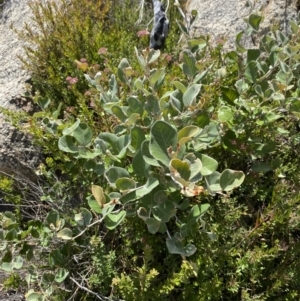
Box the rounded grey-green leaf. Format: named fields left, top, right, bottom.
left=109, top=74, right=118, bottom=97
left=135, top=47, right=147, bottom=69
left=55, top=268, right=69, bottom=283
left=127, top=96, right=144, bottom=116
left=72, top=122, right=93, bottom=146
left=217, top=106, right=234, bottom=123
left=42, top=272, right=55, bottom=284
left=118, top=58, right=130, bottom=83
left=112, top=105, right=127, bottom=122
left=150, top=121, right=177, bottom=167
left=182, top=49, right=197, bottom=78
left=205, top=171, right=222, bottom=193
left=80, top=208, right=93, bottom=226
left=62, top=119, right=80, bottom=135
left=137, top=207, right=149, bottom=221
left=131, top=126, right=146, bottom=150
left=172, top=81, right=187, bottom=93
left=251, top=162, right=272, bottom=173
left=88, top=198, right=102, bottom=214
left=57, top=228, right=73, bottom=240
left=136, top=177, right=159, bottom=198
left=220, top=169, right=245, bottom=191
left=166, top=235, right=197, bottom=257
left=116, top=177, right=136, bottom=192
left=2, top=250, right=12, bottom=262
left=25, top=292, right=43, bottom=301
left=154, top=190, right=168, bottom=204
left=145, top=218, right=161, bottom=234
left=147, top=49, right=161, bottom=64
left=0, top=262, right=14, bottom=272
left=183, top=84, right=201, bottom=107
left=133, top=149, right=151, bottom=178
left=105, top=167, right=130, bottom=185
left=188, top=204, right=210, bottom=221
left=12, top=256, right=24, bottom=270
left=188, top=38, right=207, bottom=51
left=170, top=158, right=191, bottom=182
left=104, top=210, right=126, bottom=230
left=58, top=136, right=79, bottom=153
left=45, top=209, right=59, bottom=227
left=152, top=200, right=176, bottom=223
left=178, top=125, right=200, bottom=146
left=149, top=69, right=166, bottom=89
left=198, top=154, right=218, bottom=176
left=248, top=14, right=262, bottom=31
left=141, top=140, right=160, bottom=166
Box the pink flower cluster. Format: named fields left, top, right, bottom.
left=98, top=47, right=108, bottom=55
left=137, top=30, right=150, bottom=38
left=66, top=76, right=78, bottom=85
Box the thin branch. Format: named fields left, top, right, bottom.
left=66, top=286, right=79, bottom=301
left=69, top=277, right=106, bottom=301
left=137, top=0, right=170, bottom=29
left=174, top=0, right=185, bottom=19
left=165, top=0, right=170, bottom=14
left=70, top=277, right=125, bottom=301
left=135, top=0, right=145, bottom=26
left=72, top=216, right=105, bottom=240
left=146, top=17, right=154, bottom=30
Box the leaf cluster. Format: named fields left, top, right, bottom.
left=1, top=6, right=300, bottom=301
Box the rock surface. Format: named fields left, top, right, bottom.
left=0, top=0, right=40, bottom=172
left=0, top=0, right=33, bottom=106
left=186, top=0, right=299, bottom=49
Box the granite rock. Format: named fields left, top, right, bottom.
left=186, top=0, right=299, bottom=49
left=0, top=0, right=40, bottom=173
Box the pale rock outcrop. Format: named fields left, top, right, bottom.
left=186, top=0, right=298, bottom=49
left=0, top=0, right=33, bottom=106
left=0, top=0, right=40, bottom=172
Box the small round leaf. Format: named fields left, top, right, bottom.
left=220, top=169, right=245, bottom=191
left=57, top=228, right=73, bottom=240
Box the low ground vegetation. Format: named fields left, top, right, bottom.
left=0, top=1, right=300, bottom=300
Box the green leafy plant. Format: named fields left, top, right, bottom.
left=2, top=7, right=300, bottom=301
left=47, top=45, right=245, bottom=258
